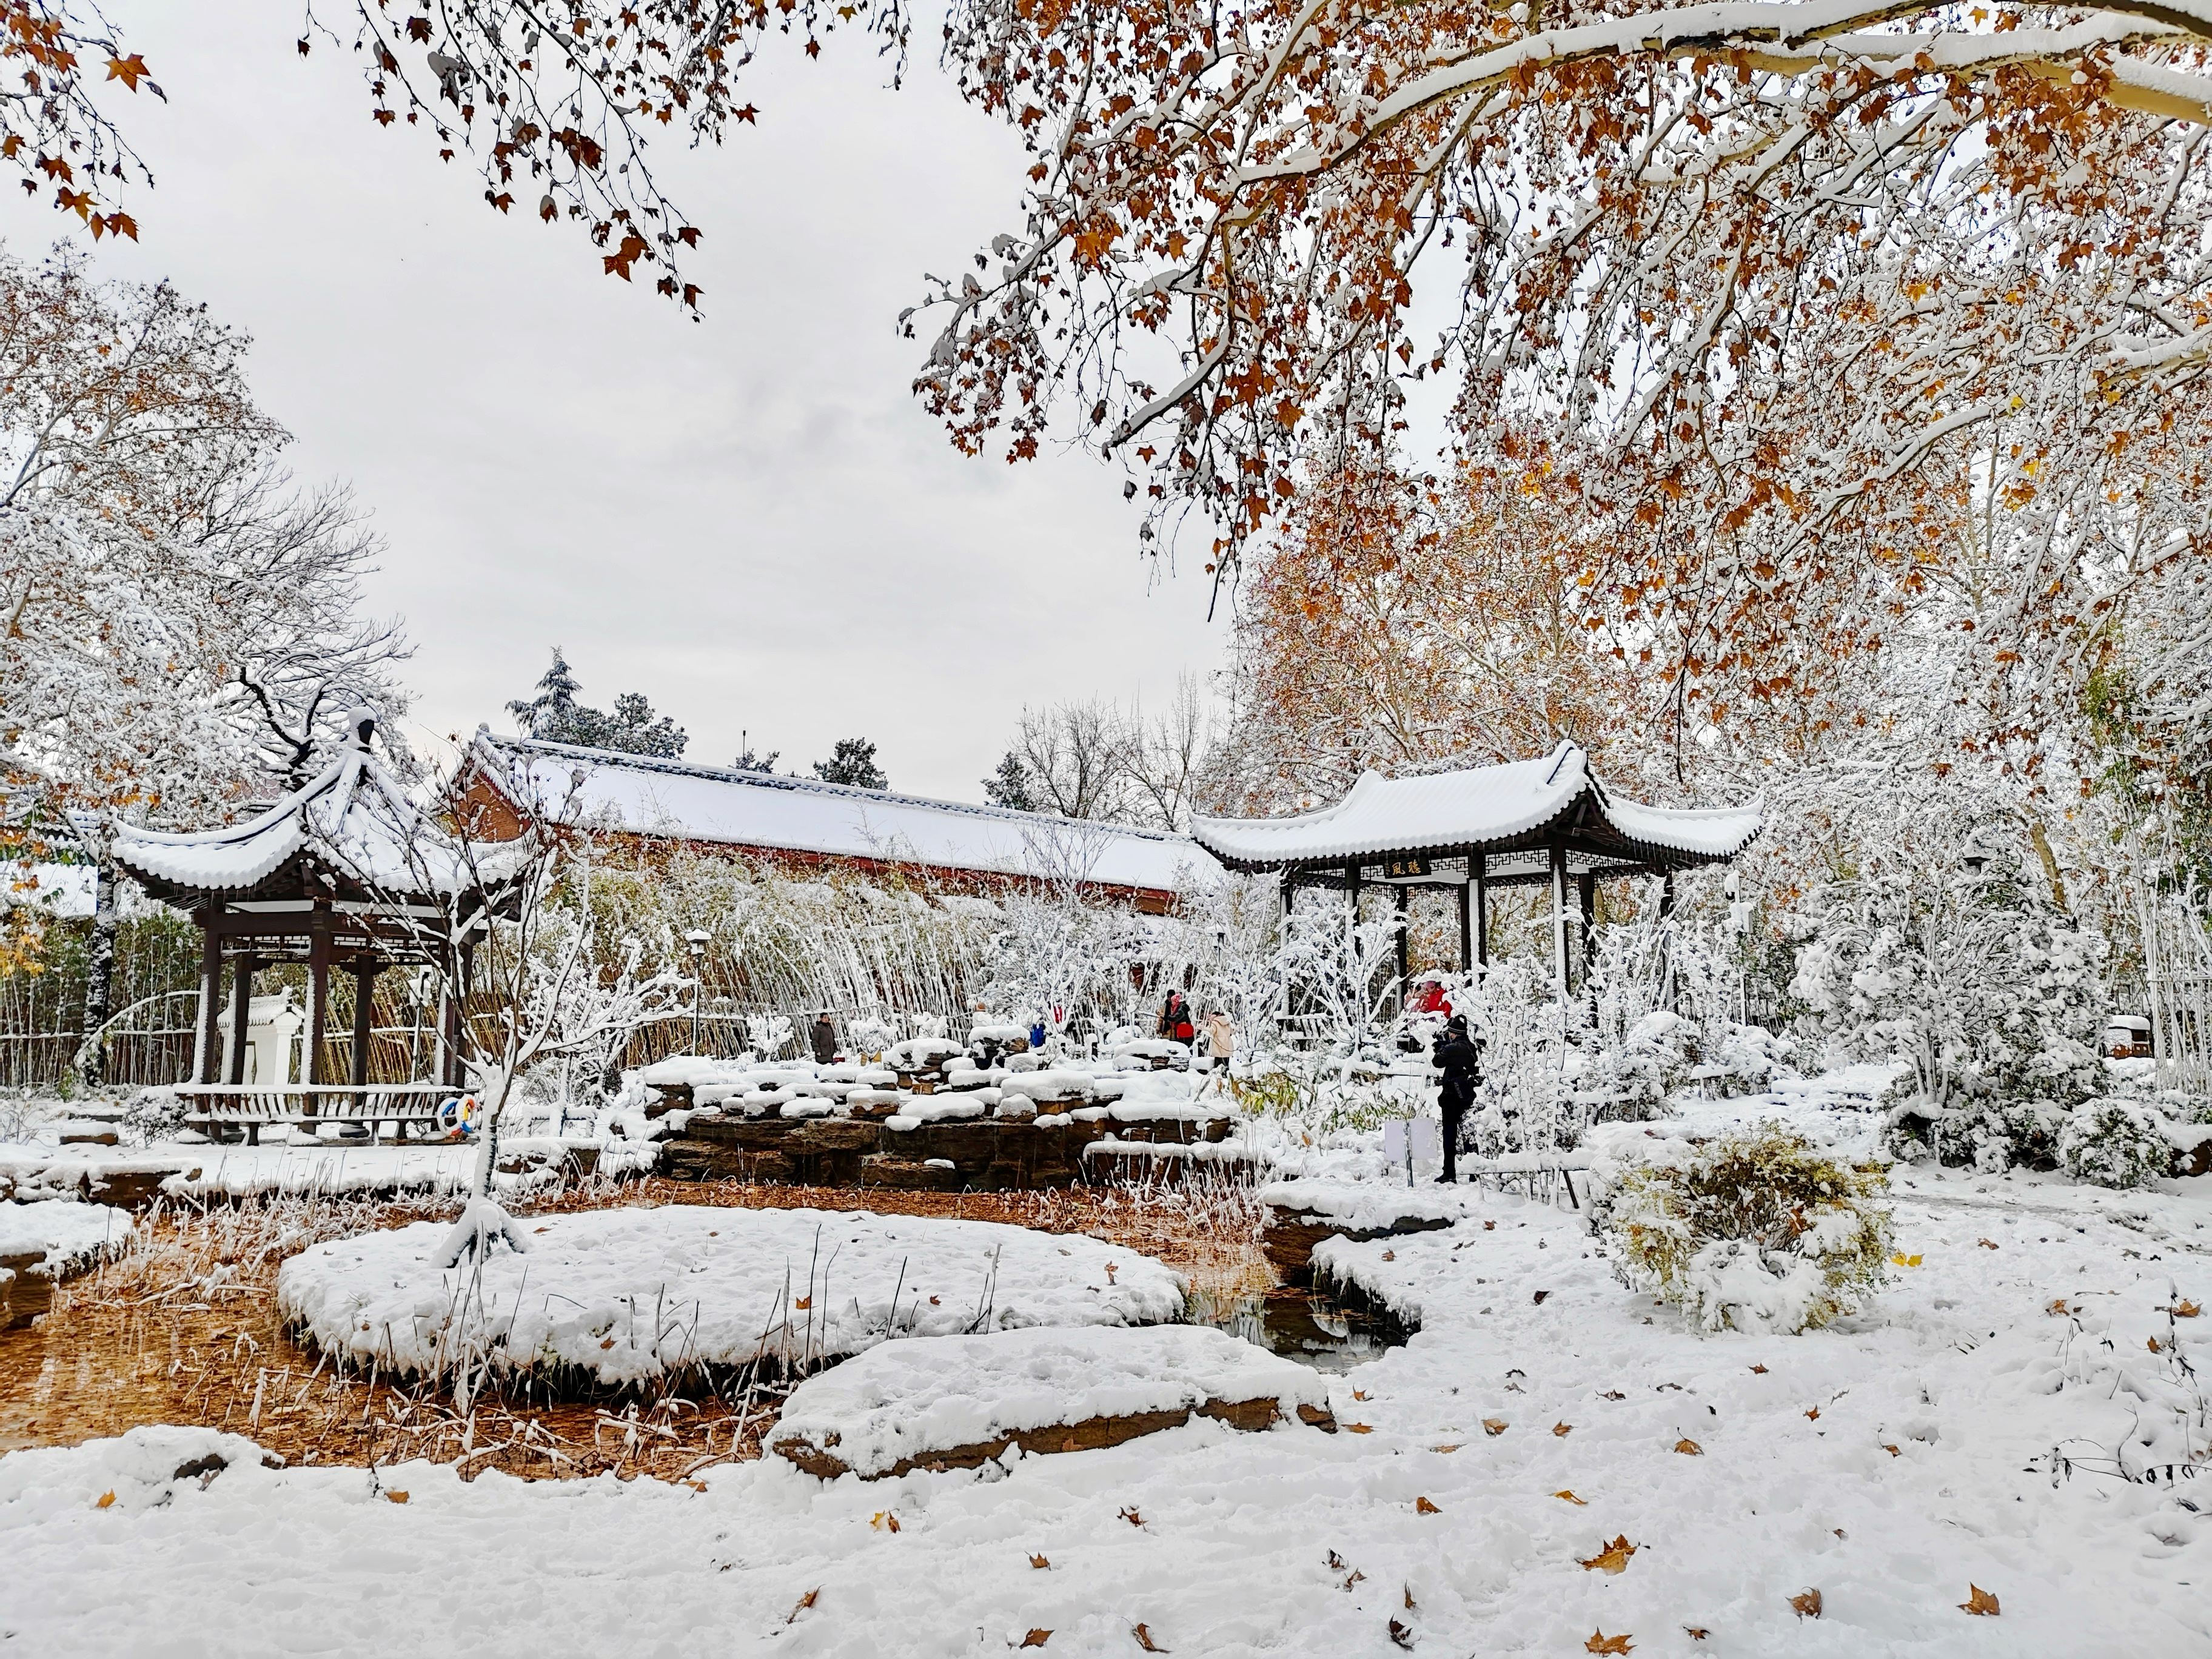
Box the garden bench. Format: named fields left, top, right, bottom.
left=175, top=1083, right=463, bottom=1146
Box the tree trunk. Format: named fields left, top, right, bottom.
left=75, top=856, right=118, bottom=1091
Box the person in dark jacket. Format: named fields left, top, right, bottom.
left=1431, top=1014, right=1481, bottom=1184
left=810, top=1012, right=837, bottom=1066
left=1157, top=988, right=1195, bottom=1045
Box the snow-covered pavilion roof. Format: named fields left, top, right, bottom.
left=114, top=711, right=488, bottom=901
left=474, top=735, right=1218, bottom=898
left=1190, top=742, right=1761, bottom=876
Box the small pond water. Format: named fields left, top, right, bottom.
left=1192, top=1285, right=1412, bottom=1375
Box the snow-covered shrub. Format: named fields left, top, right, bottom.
left=1793, top=836, right=2103, bottom=1168
left=121, top=1086, right=185, bottom=1147
left=2058, top=1099, right=2173, bottom=1190
left=846, top=1013, right=895, bottom=1057
left=748, top=1013, right=796, bottom=1059
left=1456, top=959, right=1587, bottom=1155
left=1600, top=1126, right=1892, bottom=1335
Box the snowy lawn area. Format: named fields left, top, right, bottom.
left=277, top=1205, right=1188, bottom=1387
left=772, top=1325, right=1333, bottom=1478
left=5, top=1160, right=2203, bottom=1654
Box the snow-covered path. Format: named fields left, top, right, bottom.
left=4, top=1167, right=2206, bottom=1656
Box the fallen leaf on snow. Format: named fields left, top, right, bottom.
left=1346, top=1423, right=1373, bottom=1435
left=1533, top=1290, right=1551, bottom=1304
left=1028, top=1553, right=1050, bottom=1569
left=787, top=1588, right=819, bottom=1624
left=1601, top=1389, right=1625, bottom=1400
left=2150, top=1336, right=2164, bottom=1352
left=794, top=1297, right=813, bottom=1310
left=95, top=1491, right=115, bottom=1509
left=1404, top=1585, right=1416, bottom=1610
left=1415, top=1496, right=1441, bottom=1514
left=1889, top=1253, right=1921, bottom=1267
left=1674, top=1439, right=1702, bottom=1456
left=871, top=1510, right=900, bottom=1532
left=1789, top=1589, right=1823, bottom=1620
left=1554, top=1490, right=1587, bottom=1504
left=1584, top=1631, right=1633, bottom=1654
left=1342, top=1569, right=1366, bottom=1590
left=1483, top=1419, right=1509, bottom=1436
left=2047, top=1299, right=2070, bottom=1315
left=1977, top=1239, right=1999, bottom=1250
left=684, top=1480, right=708, bottom=1493
left=1020, top=1629, right=1051, bottom=1648
left=1805, top=1407, right=1820, bottom=1421
left=1960, top=1584, right=2000, bottom=1617
left=929, top=1295, right=941, bottom=1305
left=1328, top=1551, right=1346, bottom=1570
left=1430, top=1444, right=1461, bottom=1454
left=1484, top=1221, right=1496, bottom=1231
left=1133, top=1623, right=1168, bottom=1652
left=1388, top=1618, right=1416, bottom=1649
left=386, top=1491, right=409, bottom=1504
left=1353, top=1389, right=1370, bottom=1401
left=1580, top=1535, right=1637, bottom=1574
left=1382, top=1250, right=1396, bottom=1261
left=1748, top=1366, right=1768, bottom=1375
left=1553, top=1422, right=1573, bottom=1437
left=2175, top=1299, right=2202, bottom=1318
left=1882, top=1444, right=1901, bottom=1456
left=1120, top=1507, right=1144, bottom=1527
left=600, top=1338, right=617, bottom=1350
left=1683, top=1629, right=1709, bottom=1641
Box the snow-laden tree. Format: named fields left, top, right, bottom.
left=507, top=648, right=689, bottom=758
left=0, top=244, right=409, bottom=1083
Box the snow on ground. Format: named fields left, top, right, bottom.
left=771, top=1326, right=1332, bottom=1478
left=0, top=1200, right=133, bottom=1273
left=278, top=1205, right=1188, bottom=1387
left=4, top=1073, right=2210, bottom=1655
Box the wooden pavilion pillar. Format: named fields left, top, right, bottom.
left=1473, top=854, right=1489, bottom=972
left=1393, top=883, right=1410, bottom=1005
left=303, top=910, right=332, bottom=1117
left=1456, top=881, right=1471, bottom=974
left=193, top=911, right=224, bottom=1084
left=1549, top=841, right=1571, bottom=1006
left=225, top=950, right=256, bottom=1085
left=1658, top=870, right=1677, bottom=1010
left=349, top=960, right=377, bottom=1088
left=1578, top=870, right=1598, bottom=981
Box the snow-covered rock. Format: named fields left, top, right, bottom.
left=0, top=1199, right=133, bottom=1275
left=278, top=1205, right=1185, bottom=1387
left=771, top=1324, right=1335, bottom=1480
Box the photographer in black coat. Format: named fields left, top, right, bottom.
left=1430, top=1014, right=1482, bottom=1184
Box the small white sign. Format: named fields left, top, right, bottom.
left=1384, top=1118, right=1441, bottom=1162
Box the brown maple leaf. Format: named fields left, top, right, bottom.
left=1749, top=1365, right=1768, bottom=1374
left=786, top=1587, right=819, bottom=1624
left=1805, top=1406, right=1820, bottom=1421
left=1882, top=1444, right=1902, bottom=1456
left=1580, top=1535, right=1637, bottom=1574
left=1554, top=1490, right=1587, bottom=1504
left=1382, top=1249, right=1396, bottom=1261
left=870, top=1510, right=900, bottom=1532
left=1789, top=1588, right=1823, bottom=1619
left=1553, top=1421, right=1573, bottom=1437
left=1133, top=1623, right=1169, bottom=1652
left=1388, top=1618, right=1416, bottom=1649
left=1960, top=1584, right=2000, bottom=1616
left=384, top=1490, right=409, bottom=1504
left=1415, top=1496, right=1441, bottom=1515
left=1430, top=1444, right=1462, bottom=1454
left=1020, top=1630, right=1051, bottom=1648
left=1977, top=1238, right=1999, bottom=1249
left=1674, top=1438, right=1703, bottom=1456
left=1403, top=1585, right=1416, bottom=1611
left=1346, top=1424, right=1374, bottom=1435
left=1484, top=1220, right=1496, bottom=1230
left=1584, top=1631, right=1634, bottom=1654
left=2048, top=1298, right=2070, bottom=1316
left=1029, top=1553, right=1050, bottom=1569
left=1483, top=1418, right=1509, bottom=1436
left=1120, top=1507, right=1144, bottom=1527
left=1353, top=1389, right=1370, bottom=1401
left=2174, top=1299, right=2202, bottom=1318
left=1683, top=1629, right=1710, bottom=1642
left=1601, top=1389, right=1626, bottom=1399
left=95, top=1490, right=115, bottom=1509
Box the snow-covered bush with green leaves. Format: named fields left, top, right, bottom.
left=1598, top=1126, right=1892, bottom=1335
left=2058, top=1099, right=2174, bottom=1190
left=1791, top=834, right=2103, bottom=1170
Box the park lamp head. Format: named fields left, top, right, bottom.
left=683, top=928, right=711, bottom=960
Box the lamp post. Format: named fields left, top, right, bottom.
left=685, top=930, right=711, bottom=1054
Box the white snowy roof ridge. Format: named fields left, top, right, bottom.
left=475, top=734, right=1219, bottom=896
left=1190, top=741, right=1761, bottom=868
left=483, top=734, right=1192, bottom=844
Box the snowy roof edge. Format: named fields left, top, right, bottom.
left=475, top=734, right=1201, bottom=865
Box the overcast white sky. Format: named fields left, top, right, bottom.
left=3, top=3, right=1233, bottom=801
